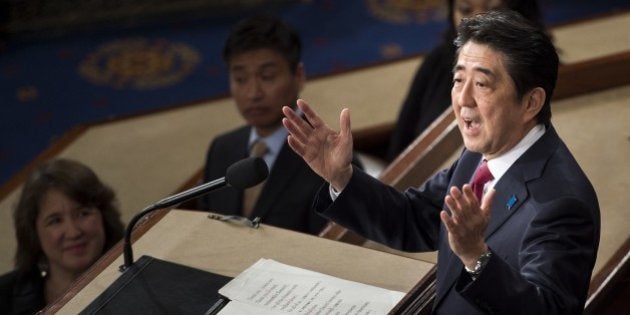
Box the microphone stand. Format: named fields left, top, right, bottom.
left=119, top=177, right=226, bottom=272
left=118, top=156, right=268, bottom=272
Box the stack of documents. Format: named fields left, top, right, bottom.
left=217, top=258, right=405, bottom=315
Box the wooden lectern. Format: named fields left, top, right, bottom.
left=46, top=209, right=435, bottom=314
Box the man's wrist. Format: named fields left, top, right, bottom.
left=330, top=165, right=353, bottom=192
left=464, top=250, right=492, bottom=281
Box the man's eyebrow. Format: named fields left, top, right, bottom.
left=474, top=66, right=495, bottom=78
left=259, top=61, right=280, bottom=70
left=452, top=64, right=496, bottom=78
left=230, top=61, right=279, bottom=72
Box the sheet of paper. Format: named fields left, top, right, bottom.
left=217, top=258, right=405, bottom=315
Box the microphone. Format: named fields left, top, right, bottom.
left=153, top=157, right=268, bottom=208
left=120, top=157, right=268, bottom=271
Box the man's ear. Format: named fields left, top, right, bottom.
left=522, top=87, right=545, bottom=123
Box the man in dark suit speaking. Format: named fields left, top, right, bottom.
left=200, top=16, right=361, bottom=235
left=282, top=10, right=600, bottom=314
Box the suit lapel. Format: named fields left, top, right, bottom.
left=483, top=169, right=528, bottom=238
left=485, top=126, right=561, bottom=239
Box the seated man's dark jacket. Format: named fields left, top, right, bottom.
left=314, top=125, right=600, bottom=314
left=0, top=269, right=45, bottom=315
left=200, top=125, right=362, bottom=235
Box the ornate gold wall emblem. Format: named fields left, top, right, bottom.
left=79, top=38, right=201, bottom=90
left=367, top=0, right=446, bottom=24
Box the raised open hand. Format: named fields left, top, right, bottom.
left=282, top=99, right=354, bottom=191
left=440, top=184, right=496, bottom=269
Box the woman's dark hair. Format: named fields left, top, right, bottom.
left=223, top=15, right=302, bottom=73
left=13, top=158, right=124, bottom=272
left=454, top=10, right=558, bottom=124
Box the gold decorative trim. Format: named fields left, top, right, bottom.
left=78, top=38, right=201, bottom=90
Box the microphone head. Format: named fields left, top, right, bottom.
left=225, top=157, right=269, bottom=189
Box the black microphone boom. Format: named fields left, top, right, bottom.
left=120, top=157, right=268, bottom=271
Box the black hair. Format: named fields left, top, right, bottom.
left=454, top=10, right=558, bottom=124
left=223, top=15, right=302, bottom=73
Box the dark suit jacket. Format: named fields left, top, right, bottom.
left=0, top=269, right=45, bottom=315
left=314, top=125, right=600, bottom=314
left=200, top=125, right=328, bottom=235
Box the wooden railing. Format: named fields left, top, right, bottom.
left=583, top=237, right=630, bottom=315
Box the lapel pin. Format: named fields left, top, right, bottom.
left=506, top=194, right=518, bottom=210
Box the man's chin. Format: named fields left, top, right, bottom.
left=462, top=139, right=484, bottom=154
left=250, top=120, right=283, bottom=131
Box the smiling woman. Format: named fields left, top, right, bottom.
left=0, top=158, right=124, bottom=315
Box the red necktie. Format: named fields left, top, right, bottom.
left=471, top=160, right=493, bottom=201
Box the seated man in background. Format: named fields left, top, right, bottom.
left=282, top=10, right=599, bottom=314
left=200, top=15, right=362, bottom=235
left=0, top=158, right=124, bottom=314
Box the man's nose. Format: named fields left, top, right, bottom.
left=454, top=81, right=475, bottom=108
left=245, top=79, right=264, bottom=99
